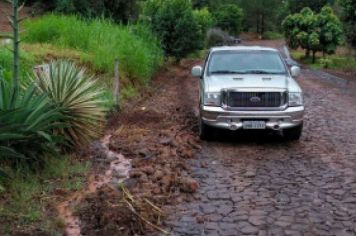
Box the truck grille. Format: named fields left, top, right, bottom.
left=226, top=92, right=286, bottom=108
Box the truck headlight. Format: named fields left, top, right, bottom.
left=288, top=92, right=303, bottom=107
left=204, top=92, right=221, bottom=106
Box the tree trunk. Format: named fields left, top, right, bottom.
left=261, top=14, right=265, bottom=37
left=256, top=17, right=260, bottom=35
left=305, top=49, right=310, bottom=58
left=312, top=51, right=316, bottom=63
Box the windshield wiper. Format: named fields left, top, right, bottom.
left=210, top=70, right=247, bottom=75
left=244, top=70, right=284, bottom=75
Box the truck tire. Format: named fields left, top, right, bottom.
left=283, top=123, right=303, bottom=141
left=199, top=117, right=212, bottom=140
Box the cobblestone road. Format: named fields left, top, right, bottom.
left=163, top=68, right=356, bottom=236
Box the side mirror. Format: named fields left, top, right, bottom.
left=291, top=66, right=301, bottom=77
left=191, top=66, right=203, bottom=78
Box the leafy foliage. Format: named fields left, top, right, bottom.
left=142, top=0, right=201, bottom=60
left=31, top=60, right=107, bottom=147
left=23, top=15, right=163, bottom=84
left=339, top=0, right=356, bottom=48
left=213, top=4, right=244, bottom=35
left=282, top=6, right=343, bottom=62
left=193, top=8, right=215, bottom=49
left=0, top=77, right=63, bottom=164
left=206, top=28, right=230, bottom=47
left=288, top=0, right=330, bottom=13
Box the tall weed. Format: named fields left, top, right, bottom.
left=23, top=15, right=164, bottom=85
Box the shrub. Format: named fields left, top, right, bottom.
left=193, top=8, right=215, bottom=49
left=213, top=4, right=244, bottom=35
left=31, top=60, right=107, bottom=147
left=0, top=77, right=63, bottom=164
left=263, top=31, right=284, bottom=40
left=142, top=0, right=201, bottom=60
left=23, top=15, right=163, bottom=84
left=206, top=28, right=229, bottom=47
left=282, top=7, right=343, bottom=63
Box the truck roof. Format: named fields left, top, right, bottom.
left=210, top=46, right=278, bottom=52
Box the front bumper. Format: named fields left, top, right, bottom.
left=201, top=106, right=304, bottom=131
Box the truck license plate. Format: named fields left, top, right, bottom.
left=243, top=121, right=266, bottom=129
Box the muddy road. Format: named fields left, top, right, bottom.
left=161, top=62, right=356, bottom=234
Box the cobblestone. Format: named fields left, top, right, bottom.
left=162, top=66, right=356, bottom=236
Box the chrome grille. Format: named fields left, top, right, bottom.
left=226, top=92, right=286, bottom=108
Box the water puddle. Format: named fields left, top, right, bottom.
left=56, top=134, right=131, bottom=236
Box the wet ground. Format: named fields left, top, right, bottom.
left=162, top=66, right=356, bottom=235
left=54, top=43, right=356, bottom=236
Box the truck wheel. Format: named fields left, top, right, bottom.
left=199, top=117, right=212, bottom=140
left=283, top=123, right=303, bottom=141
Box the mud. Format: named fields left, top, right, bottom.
left=75, top=60, right=202, bottom=235
left=56, top=134, right=131, bottom=236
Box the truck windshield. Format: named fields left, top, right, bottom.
left=208, top=50, right=287, bottom=75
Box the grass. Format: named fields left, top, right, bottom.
left=0, top=47, right=36, bottom=82
left=23, top=14, right=164, bottom=85
left=0, top=156, right=89, bottom=234
left=262, top=31, right=284, bottom=40
left=291, top=50, right=356, bottom=71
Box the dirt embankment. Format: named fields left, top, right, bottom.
left=54, top=60, right=202, bottom=236
left=0, top=1, right=31, bottom=33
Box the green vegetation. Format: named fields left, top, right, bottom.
left=193, top=8, right=215, bottom=49
left=282, top=6, right=343, bottom=63
left=142, top=0, right=202, bottom=60
left=291, top=50, right=356, bottom=70
left=213, top=4, right=244, bottom=35
left=0, top=156, right=89, bottom=234
left=262, top=31, right=284, bottom=40
left=31, top=60, right=107, bottom=148
left=339, top=0, right=356, bottom=48
left=23, top=15, right=163, bottom=84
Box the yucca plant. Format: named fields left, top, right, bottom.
left=0, top=77, right=64, bottom=164
left=31, top=60, right=107, bottom=148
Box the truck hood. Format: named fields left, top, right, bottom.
left=205, top=74, right=301, bottom=92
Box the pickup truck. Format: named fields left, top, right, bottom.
left=191, top=46, right=304, bottom=140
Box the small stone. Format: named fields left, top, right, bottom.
left=179, top=177, right=199, bottom=193
left=248, top=216, right=266, bottom=226
left=140, top=165, right=155, bottom=175
left=153, top=170, right=164, bottom=180
left=244, top=171, right=256, bottom=178
left=240, top=225, right=259, bottom=234
left=129, top=169, right=143, bottom=178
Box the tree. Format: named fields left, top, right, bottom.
left=316, top=6, right=343, bottom=55
left=237, top=0, right=284, bottom=36
left=282, top=6, right=343, bottom=63
left=288, top=0, right=331, bottom=13
left=339, top=0, right=356, bottom=48
left=213, top=4, right=244, bottom=35
left=193, top=8, right=215, bottom=49
left=142, top=0, right=201, bottom=60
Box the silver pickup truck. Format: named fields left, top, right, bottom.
left=191, top=46, right=304, bottom=140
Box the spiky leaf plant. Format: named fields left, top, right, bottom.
left=31, top=60, right=107, bottom=148
left=0, top=76, right=63, bottom=164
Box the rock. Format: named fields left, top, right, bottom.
left=160, top=137, right=173, bottom=145
left=179, top=177, right=199, bottom=193
left=244, top=170, right=256, bottom=178
left=153, top=170, right=164, bottom=180
left=129, top=170, right=143, bottom=178
left=140, top=165, right=155, bottom=175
